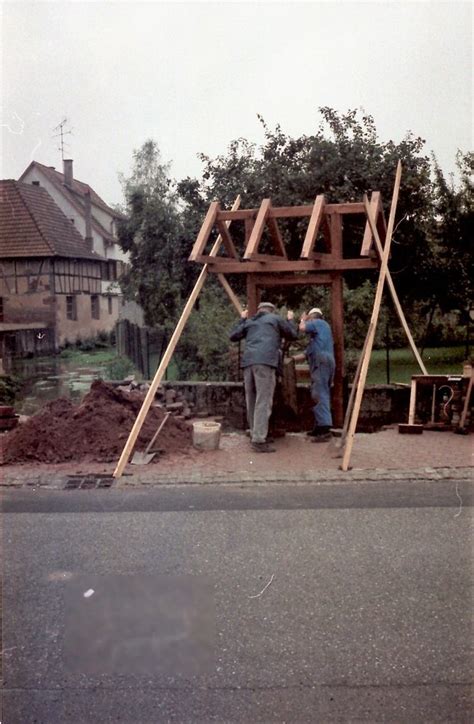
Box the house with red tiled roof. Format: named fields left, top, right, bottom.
left=19, top=159, right=128, bottom=287
left=0, top=180, right=121, bottom=359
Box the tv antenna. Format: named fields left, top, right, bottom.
left=52, top=118, right=73, bottom=160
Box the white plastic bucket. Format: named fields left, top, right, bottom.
left=192, top=421, right=221, bottom=450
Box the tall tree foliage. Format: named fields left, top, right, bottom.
left=117, top=140, right=196, bottom=331
left=178, top=108, right=436, bottom=308
left=430, top=151, right=473, bottom=314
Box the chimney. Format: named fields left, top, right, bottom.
left=84, top=190, right=93, bottom=250
left=63, top=159, right=73, bottom=187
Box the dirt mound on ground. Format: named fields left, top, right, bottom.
left=1, top=379, right=192, bottom=464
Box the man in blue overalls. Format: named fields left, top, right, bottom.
left=299, top=307, right=335, bottom=442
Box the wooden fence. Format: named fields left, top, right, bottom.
left=115, top=320, right=167, bottom=379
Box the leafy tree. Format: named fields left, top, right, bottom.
left=430, top=151, right=473, bottom=314
left=117, top=140, right=197, bottom=333
left=179, top=108, right=437, bottom=309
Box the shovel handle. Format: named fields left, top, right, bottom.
left=145, top=411, right=171, bottom=454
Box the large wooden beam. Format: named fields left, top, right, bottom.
left=341, top=162, right=402, bottom=471
left=206, top=258, right=378, bottom=274
left=301, top=195, right=325, bottom=259
left=218, top=202, right=367, bottom=221
left=244, top=199, right=271, bottom=259
left=216, top=273, right=243, bottom=314
left=252, top=273, right=332, bottom=287
left=216, top=218, right=239, bottom=259
left=188, top=201, right=219, bottom=261
left=113, top=195, right=241, bottom=479
left=267, top=213, right=288, bottom=258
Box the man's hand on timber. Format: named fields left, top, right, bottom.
left=287, top=310, right=294, bottom=321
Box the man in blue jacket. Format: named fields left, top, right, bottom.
left=229, top=302, right=298, bottom=452
left=299, top=307, right=335, bottom=442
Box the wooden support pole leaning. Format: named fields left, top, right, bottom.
left=364, top=196, right=428, bottom=375
left=337, top=328, right=373, bottom=453
left=216, top=273, right=243, bottom=314
left=341, top=162, right=402, bottom=472
left=113, top=195, right=241, bottom=479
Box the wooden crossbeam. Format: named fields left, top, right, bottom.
left=217, top=202, right=367, bottom=222
left=188, top=201, right=219, bottom=261
left=301, top=195, right=325, bottom=259
left=216, top=273, right=243, bottom=314
left=360, top=192, right=386, bottom=256
left=206, top=258, right=378, bottom=274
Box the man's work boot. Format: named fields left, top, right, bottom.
left=311, top=426, right=331, bottom=443
left=306, top=426, right=321, bottom=437
left=251, top=441, right=276, bottom=453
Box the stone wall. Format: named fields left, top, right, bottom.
left=161, top=380, right=411, bottom=432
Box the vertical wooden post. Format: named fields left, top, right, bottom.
left=246, top=275, right=259, bottom=316
left=330, top=213, right=344, bottom=428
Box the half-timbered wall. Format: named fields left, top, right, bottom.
left=0, top=257, right=119, bottom=350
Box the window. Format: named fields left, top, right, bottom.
left=101, top=261, right=118, bottom=281
left=66, top=295, right=77, bottom=321
left=0, top=297, right=4, bottom=322
left=91, top=295, right=100, bottom=320
left=108, top=296, right=113, bottom=315
left=32, top=181, right=40, bottom=186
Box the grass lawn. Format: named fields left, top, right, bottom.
left=59, top=346, right=118, bottom=366
left=365, top=345, right=467, bottom=384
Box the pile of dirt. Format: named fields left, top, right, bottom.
left=1, top=379, right=192, bottom=464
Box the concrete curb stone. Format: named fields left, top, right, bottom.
left=1, top=466, right=472, bottom=490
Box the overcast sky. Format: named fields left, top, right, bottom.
left=1, top=1, right=472, bottom=206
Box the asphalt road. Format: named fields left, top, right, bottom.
left=2, top=480, right=473, bottom=723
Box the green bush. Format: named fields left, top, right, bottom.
left=104, top=355, right=135, bottom=380
left=0, top=376, right=21, bottom=405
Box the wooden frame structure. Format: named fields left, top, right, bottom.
left=189, top=193, right=382, bottom=429
left=113, top=163, right=427, bottom=479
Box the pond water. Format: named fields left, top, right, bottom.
left=10, top=356, right=111, bottom=415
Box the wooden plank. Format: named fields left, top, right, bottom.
left=363, top=193, right=427, bottom=375
left=267, top=213, right=287, bottom=258
left=341, top=161, right=402, bottom=471
left=188, top=201, right=219, bottom=261
left=360, top=192, right=382, bottom=256
left=206, top=258, right=378, bottom=274
left=216, top=273, right=243, bottom=314
left=216, top=219, right=239, bottom=259
left=218, top=202, right=366, bottom=221
left=459, top=372, right=474, bottom=429
left=330, top=210, right=343, bottom=260
left=244, top=199, right=271, bottom=259
left=246, top=275, right=259, bottom=316
left=113, top=195, right=241, bottom=479
left=301, top=195, right=325, bottom=258
left=253, top=273, right=332, bottom=286
left=408, top=378, right=417, bottom=424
